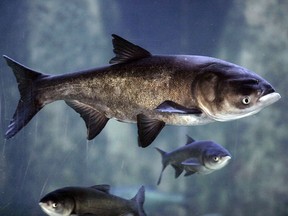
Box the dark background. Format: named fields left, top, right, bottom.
left=0, top=0, right=287, bottom=215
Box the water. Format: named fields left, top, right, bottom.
left=0, top=0, right=287, bottom=215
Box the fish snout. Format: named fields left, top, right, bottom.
left=257, top=81, right=281, bottom=105
left=261, top=87, right=275, bottom=96
left=39, top=202, right=50, bottom=214
left=39, top=202, right=46, bottom=207
left=215, top=155, right=231, bottom=169
left=223, top=155, right=232, bottom=161
left=261, top=85, right=275, bottom=97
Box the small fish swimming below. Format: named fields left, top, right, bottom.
left=155, top=136, right=231, bottom=185
left=39, top=184, right=146, bottom=216
left=3, top=34, right=280, bottom=147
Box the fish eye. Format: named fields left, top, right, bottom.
left=242, top=96, right=251, bottom=105
left=213, top=156, right=220, bottom=162
left=52, top=203, right=58, bottom=208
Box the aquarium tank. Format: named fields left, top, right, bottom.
left=0, top=0, right=287, bottom=215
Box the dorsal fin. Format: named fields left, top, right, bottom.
left=185, top=135, right=195, bottom=145
left=90, top=184, right=110, bottom=194
left=109, top=34, right=152, bottom=64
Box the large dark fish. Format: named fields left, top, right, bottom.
left=39, top=184, right=146, bottom=216
left=3, top=34, right=280, bottom=147
left=155, top=135, right=231, bottom=185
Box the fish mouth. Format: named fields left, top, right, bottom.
left=39, top=202, right=51, bottom=215
left=205, top=155, right=231, bottom=170
left=223, top=155, right=232, bottom=162
left=258, top=84, right=281, bottom=104
left=261, top=86, right=276, bottom=96
left=258, top=92, right=281, bottom=105
left=217, top=155, right=231, bottom=169
left=38, top=202, right=45, bottom=208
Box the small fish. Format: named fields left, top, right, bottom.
left=3, top=34, right=280, bottom=147
left=155, top=136, right=231, bottom=185
left=39, top=184, right=146, bottom=216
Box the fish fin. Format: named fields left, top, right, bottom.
left=65, top=100, right=109, bottom=140
left=155, top=147, right=169, bottom=185
left=185, top=167, right=212, bottom=175
left=90, top=184, right=110, bottom=193
left=182, top=158, right=201, bottom=166
left=185, top=135, right=196, bottom=145
left=184, top=171, right=196, bottom=176
left=156, top=100, right=202, bottom=114
left=171, top=164, right=184, bottom=178
left=131, top=186, right=146, bottom=216
left=156, top=168, right=165, bottom=185
left=182, top=158, right=202, bottom=174
left=155, top=147, right=167, bottom=156
left=137, top=114, right=165, bottom=148
left=3, top=55, right=47, bottom=139
left=109, top=34, right=151, bottom=64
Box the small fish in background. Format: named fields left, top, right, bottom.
left=3, top=34, right=280, bottom=147
left=155, top=136, right=231, bottom=185
left=39, top=184, right=146, bottom=216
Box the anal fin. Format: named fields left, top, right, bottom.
left=137, top=114, right=165, bottom=148
left=171, top=164, right=184, bottom=179
left=65, top=100, right=109, bottom=140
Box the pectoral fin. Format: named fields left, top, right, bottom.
left=156, top=100, right=202, bottom=114
left=182, top=158, right=201, bottom=166
left=137, top=114, right=165, bottom=148
left=65, top=100, right=109, bottom=140
left=182, top=158, right=202, bottom=174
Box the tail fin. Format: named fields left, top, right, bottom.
left=155, top=147, right=169, bottom=185
left=3, top=55, right=46, bottom=139
left=131, top=185, right=146, bottom=216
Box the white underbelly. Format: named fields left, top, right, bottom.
left=114, top=111, right=214, bottom=126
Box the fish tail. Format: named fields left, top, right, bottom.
left=3, top=55, right=46, bottom=139
left=132, top=185, right=146, bottom=216
left=155, top=147, right=169, bottom=185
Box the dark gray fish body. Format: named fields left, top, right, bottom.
left=36, top=56, right=207, bottom=122
left=39, top=185, right=146, bottom=216
left=155, top=136, right=231, bottom=185
left=3, top=34, right=280, bottom=147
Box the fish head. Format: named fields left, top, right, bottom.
left=39, top=190, right=75, bottom=216
left=193, top=62, right=281, bottom=121
left=202, top=142, right=232, bottom=170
